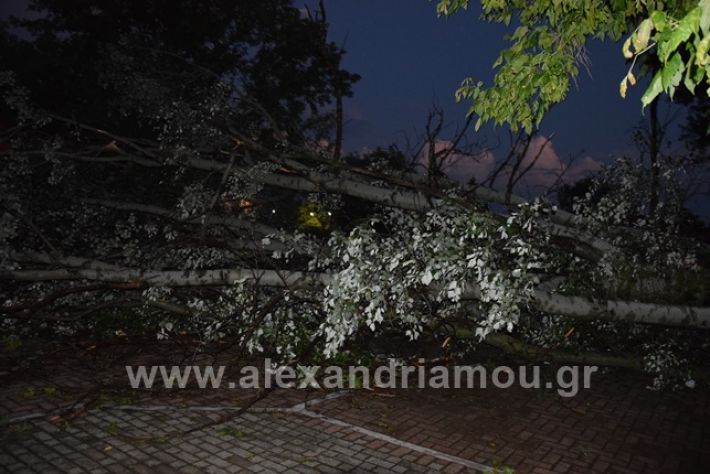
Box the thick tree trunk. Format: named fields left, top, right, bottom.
left=60, top=153, right=615, bottom=256
left=3, top=261, right=710, bottom=328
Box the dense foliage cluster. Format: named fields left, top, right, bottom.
left=436, top=0, right=710, bottom=132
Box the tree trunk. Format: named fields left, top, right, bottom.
left=648, top=98, right=660, bottom=214
left=3, top=261, right=710, bottom=329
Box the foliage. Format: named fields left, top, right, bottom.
left=623, top=1, right=710, bottom=107
left=525, top=155, right=705, bottom=387
left=314, top=202, right=548, bottom=356
left=0, top=0, right=359, bottom=140
left=436, top=0, right=710, bottom=132
left=0, top=0, right=709, bottom=388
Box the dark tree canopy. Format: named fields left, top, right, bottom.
left=0, top=0, right=359, bottom=137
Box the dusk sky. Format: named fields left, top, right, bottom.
left=317, top=1, right=658, bottom=158
left=315, top=1, right=706, bottom=220
left=0, top=0, right=663, bottom=159
left=2, top=0, right=706, bottom=217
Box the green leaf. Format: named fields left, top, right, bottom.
left=436, top=0, right=470, bottom=16
left=684, top=58, right=698, bottom=94
left=700, top=0, right=710, bottom=34
left=619, top=77, right=628, bottom=98
left=659, top=7, right=701, bottom=62
left=651, top=10, right=668, bottom=32
left=684, top=72, right=696, bottom=94
left=641, top=70, right=663, bottom=109
left=697, top=36, right=710, bottom=66
left=661, top=52, right=684, bottom=97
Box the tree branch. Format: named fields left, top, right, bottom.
left=2, top=263, right=709, bottom=328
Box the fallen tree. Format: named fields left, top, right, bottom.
left=3, top=257, right=710, bottom=329
left=1, top=0, right=709, bottom=388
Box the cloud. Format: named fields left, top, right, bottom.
left=418, top=137, right=603, bottom=194
left=417, top=140, right=496, bottom=184
left=500, top=136, right=565, bottom=192
left=565, top=155, right=604, bottom=182
left=494, top=136, right=604, bottom=194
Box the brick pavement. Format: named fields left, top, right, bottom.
left=0, top=407, right=482, bottom=473
left=0, top=361, right=486, bottom=474
left=1, top=342, right=709, bottom=473
left=310, top=373, right=710, bottom=474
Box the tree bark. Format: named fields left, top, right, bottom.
left=648, top=98, right=660, bottom=214
left=3, top=261, right=709, bottom=329
left=57, top=151, right=615, bottom=256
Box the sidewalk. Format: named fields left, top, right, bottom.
left=310, top=374, right=710, bottom=473
left=1, top=407, right=481, bottom=473
left=1, top=344, right=708, bottom=473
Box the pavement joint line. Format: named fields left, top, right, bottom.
left=289, top=389, right=352, bottom=411
left=2, top=389, right=351, bottom=423
left=285, top=391, right=493, bottom=472
left=3, top=390, right=494, bottom=472
left=290, top=407, right=494, bottom=472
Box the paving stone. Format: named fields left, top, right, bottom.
left=0, top=407, right=456, bottom=473
left=5, top=358, right=706, bottom=474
